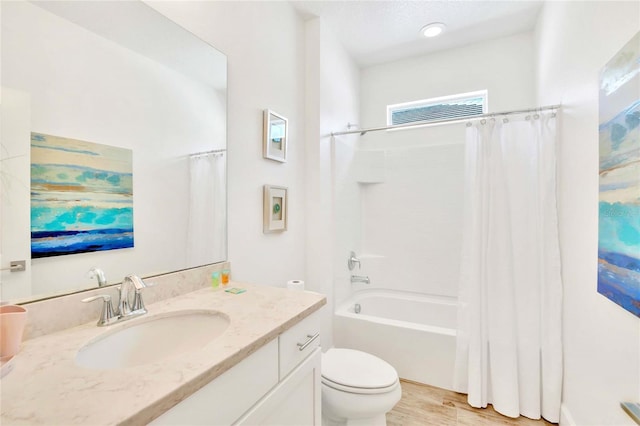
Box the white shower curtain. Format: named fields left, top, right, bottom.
left=187, top=151, right=227, bottom=266
left=453, top=112, right=562, bottom=422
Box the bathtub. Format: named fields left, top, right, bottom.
left=333, top=289, right=457, bottom=391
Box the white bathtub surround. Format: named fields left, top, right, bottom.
left=454, top=112, right=562, bottom=422
left=357, top=141, right=466, bottom=299
left=334, top=289, right=456, bottom=390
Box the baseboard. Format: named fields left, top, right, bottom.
left=560, top=403, right=576, bottom=426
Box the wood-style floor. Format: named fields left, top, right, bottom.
left=387, top=380, right=556, bottom=426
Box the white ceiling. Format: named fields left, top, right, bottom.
left=291, top=0, right=543, bottom=67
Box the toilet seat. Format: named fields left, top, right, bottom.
left=321, top=376, right=399, bottom=395
left=322, top=348, right=399, bottom=395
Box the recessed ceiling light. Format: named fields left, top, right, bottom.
left=421, top=22, right=446, bottom=38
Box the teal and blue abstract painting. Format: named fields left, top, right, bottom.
left=598, top=31, right=640, bottom=317
left=31, top=133, right=134, bottom=258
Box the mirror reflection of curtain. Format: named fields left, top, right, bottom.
left=187, top=151, right=226, bottom=266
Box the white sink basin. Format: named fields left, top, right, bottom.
left=75, top=310, right=230, bottom=370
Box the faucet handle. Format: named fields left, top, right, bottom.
left=118, top=275, right=148, bottom=316
left=131, top=286, right=147, bottom=314
left=348, top=251, right=361, bottom=271
left=126, top=275, right=148, bottom=314
left=124, top=274, right=147, bottom=290
left=82, top=294, right=117, bottom=326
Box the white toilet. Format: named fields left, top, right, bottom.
left=321, top=348, right=402, bottom=426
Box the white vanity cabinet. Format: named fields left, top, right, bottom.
left=151, top=310, right=322, bottom=426
left=236, top=347, right=321, bottom=425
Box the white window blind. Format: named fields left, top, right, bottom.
left=387, top=90, right=487, bottom=126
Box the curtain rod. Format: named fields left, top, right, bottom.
left=330, top=104, right=561, bottom=137
left=190, top=148, right=226, bottom=158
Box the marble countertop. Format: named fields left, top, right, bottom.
left=0, top=282, right=326, bottom=425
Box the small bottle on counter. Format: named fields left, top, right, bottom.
left=221, top=269, right=230, bottom=286
left=211, top=271, right=221, bottom=290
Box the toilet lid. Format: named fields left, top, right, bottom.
left=322, top=348, right=398, bottom=390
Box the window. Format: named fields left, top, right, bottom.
left=387, top=90, right=487, bottom=126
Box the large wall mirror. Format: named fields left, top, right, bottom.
left=1, top=1, right=227, bottom=303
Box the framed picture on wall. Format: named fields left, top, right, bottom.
left=597, top=30, right=640, bottom=317
left=263, top=109, right=288, bottom=162
left=263, top=185, right=288, bottom=233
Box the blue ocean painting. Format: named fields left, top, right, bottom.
left=30, top=133, right=134, bottom=258
left=598, top=31, right=640, bottom=317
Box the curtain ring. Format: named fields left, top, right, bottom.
left=466, top=122, right=472, bottom=127
left=533, top=113, right=540, bottom=120
left=525, top=115, right=531, bottom=121
left=503, top=117, right=509, bottom=123
left=551, top=112, right=556, bottom=118
left=480, top=119, right=486, bottom=125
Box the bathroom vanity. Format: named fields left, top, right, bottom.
left=0, top=281, right=325, bottom=425
left=0, top=3, right=326, bottom=423
left=152, top=307, right=323, bottom=426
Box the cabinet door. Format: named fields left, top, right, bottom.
left=236, top=347, right=321, bottom=426
left=151, top=339, right=279, bottom=426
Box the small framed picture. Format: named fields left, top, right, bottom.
left=263, top=185, right=288, bottom=233
left=263, top=109, right=288, bottom=162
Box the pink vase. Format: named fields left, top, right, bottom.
left=0, top=305, right=28, bottom=360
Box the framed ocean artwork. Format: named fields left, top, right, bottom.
left=598, top=31, right=640, bottom=317
left=30, top=133, right=134, bottom=258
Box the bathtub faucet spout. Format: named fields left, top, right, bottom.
left=351, top=275, right=370, bottom=285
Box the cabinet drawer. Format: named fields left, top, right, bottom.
left=278, top=309, right=322, bottom=380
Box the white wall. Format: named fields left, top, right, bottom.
left=148, top=1, right=307, bottom=288
left=1, top=1, right=225, bottom=299
left=361, top=32, right=536, bottom=129
left=535, top=2, right=640, bottom=425
left=353, top=33, right=535, bottom=297
left=305, top=18, right=361, bottom=348
left=149, top=4, right=364, bottom=350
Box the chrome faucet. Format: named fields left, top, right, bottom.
left=82, top=274, right=148, bottom=326
left=118, top=274, right=148, bottom=317
left=348, top=251, right=361, bottom=271
left=350, top=275, right=370, bottom=284
left=88, top=267, right=107, bottom=286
